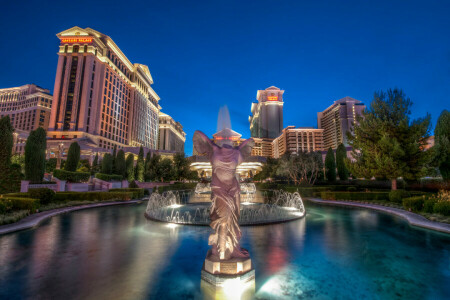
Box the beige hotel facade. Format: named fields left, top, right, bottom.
left=47, top=26, right=161, bottom=158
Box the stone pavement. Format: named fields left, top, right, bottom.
left=0, top=199, right=143, bottom=235
left=306, top=198, right=450, bottom=234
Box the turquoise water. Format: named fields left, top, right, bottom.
left=0, top=202, right=449, bottom=299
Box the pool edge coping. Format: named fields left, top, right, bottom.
left=0, top=199, right=144, bottom=235
left=306, top=197, right=450, bottom=234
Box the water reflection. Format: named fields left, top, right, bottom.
left=0, top=202, right=449, bottom=299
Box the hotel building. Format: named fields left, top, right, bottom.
left=0, top=84, right=53, bottom=154
left=249, top=86, right=284, bottom=139
left=158, top=112, right=186, bottom=153
left=251, top=138, right=273, bottom=157
left=47, top=26, right=160, bottom=157
left=272, top=126, right=324, bottom=158
left=317, top=96, right=365, bottom=150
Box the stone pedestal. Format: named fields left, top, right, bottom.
left=201, top=249, right=255, bottom=299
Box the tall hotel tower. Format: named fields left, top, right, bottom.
left=249, top=86, right=284, bottom=139
left=48, top=27, right=160, bottom=152
left=317, top=96, right=365, bottom=149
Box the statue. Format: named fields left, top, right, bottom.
left=193, top=130, right=254, bottom=260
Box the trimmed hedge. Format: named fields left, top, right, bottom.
left=157, top=183, right=197, bottom=193
left=95, top=173, right=123, bottom=181
left=1, top=197, right=40, bottom=212
left=434, top=202, right=450, bottom=216
left=423, top=198, right=437, bottom=213
left=54, top=191, right=133, bottom=202
left=54, top=169, right=90, bottom=183
left=320, top=191, right=390, bottom=201
left=109, top=188, right=144, bottom=199
left=402, top=196, right=424, bottom=212
left=0, top=199, right=12, bottom=213
left=389, top=190, right=411, bottom=203
left=28, top=188, right=55, bottom=204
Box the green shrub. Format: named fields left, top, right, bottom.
left=347, top=186, right=357, bottom=192
left=433, top=201, right=450, bottom=216
left=389, top=189, right=411, bottom=203
left=129, top=180, right=139, bottom=188
left=54, top=191, right=133, bottom=202
left=0, top=199, right=13, bottom=213
left=320, top=191, right=390, bottom=201
left=28, top=188, right=55, bottom=204
left=95, top=173, right=123, bottom=181
left=101, top=153, right=113, bottom=174
left=402, top=196, right=424, bottom=212
left=53, top=169, right=90, bottom=183
left=423, top=198, right=437, bottom=213
left=109, top=188, right=144, bottom=199
left=65, top=142, right=81, bottom=172
left=1, top=197, right=40, bottom=212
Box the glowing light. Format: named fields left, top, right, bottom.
left=267, top=96, right=278, bottom=101
left=222, top=278, right=247, bottom=299
left=169, top=204, right=182, bottom=208
left=283, top=206, right=297, bottom=211
left=166, top=223, right=178, bottom=228
left=241, top=202, right=253, bottom=206
left=292, top=211, right=305, bottom=217
left=61, top=37, right=93, bottom=43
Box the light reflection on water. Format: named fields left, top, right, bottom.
left=0, top=202, right=449, bottom=299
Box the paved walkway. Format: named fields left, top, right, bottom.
left=0, top=199, right=144, bottom=235
left=306, top=198, right=450, bottom=234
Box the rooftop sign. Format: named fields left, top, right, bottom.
left=267, top=96, right=278, bottom=101
left=61, top=37, right=93, bottom=43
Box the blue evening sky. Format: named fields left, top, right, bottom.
left=1, top=0, right=449, bottom=155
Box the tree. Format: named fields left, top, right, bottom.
left=126, top=154, right=135, bottom=182
left=101, top=153, right=113, bottom=174
left=77, top=159, right=91, bottom=172
left=433, top=110, right=450, bottom=180
left=275, top=152, right=323, bottom=185
left=92, top=153, right=100, bottom=174
left=347, top=89, right=431, bottom=190
left=115, top=150, right=126, bottom=177
left=0, top=116, right=13, bottom=171
left=65, top=142, right=80, bottom=172
left=144, top=151, right=151, bottom=180
left=253, top=157, right=279, bottom=181
left=135, top=146, right=145, bottom=182
left=111, top=146, right=117, bottom=173
left=159, top=158, right=175, bottom=182
left=24, top=127, right=47, bottom=183
left=336, top=143, right=349, bottom=181
left=46, top=158, right=57, bottom=173
left=325, top=148, right=336, bottom=182
left=145, top=154, right=161, bottom=181
left=173, top=153, right=190, bottom=181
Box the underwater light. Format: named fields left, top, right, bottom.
left=169, top=204, right=182, bottom=208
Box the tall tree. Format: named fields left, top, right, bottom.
left=125, top=154, right=135, bottom=182
left=64, top=142, right=80, bottom=172
left=325, top=148, right=336, bottom=182
left=24, top=127, right=47, bottom=183
left=135, top=146, right=145, bottom=182
left=347, top=89, right=431, bottom=189
left=0, top=116, right=13, bottom=171
left=336, top=143, right=349, bottom=181
left=111, top=146, right=117, bottom=173
left=144, top=151, right=151, bottom=180
left=101, top=153, right=113, bottom=174
left=92, top=153, right=99, bottom=174
left=173, top=152, right=190, bottom=181
left=115, top=150, right=126, bottom=177
left=145, top=154, right=161, bottom=181
left=433, top=109, right=450, bottom=180
left=159, top=158, right=175, bottom=182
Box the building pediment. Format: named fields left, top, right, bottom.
left=57, top=26, right=90, bottom=37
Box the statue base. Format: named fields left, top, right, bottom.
left=200, top=249, right=255, bottom=299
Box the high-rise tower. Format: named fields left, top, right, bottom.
left=249, top=86, right=284, bottom=139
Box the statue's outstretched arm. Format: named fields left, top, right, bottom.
left=238, top=138, right=255, bottom=159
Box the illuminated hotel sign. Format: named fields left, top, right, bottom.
left=61, top=37, right=93, bottom=43
left=267, top=96, right=278, bottom=101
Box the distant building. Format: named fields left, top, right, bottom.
left=47, top=26, right=160, bottom=160
left=0, top=84, right=53, bottom=154
left=317, top=96, right=365, bottom=150
left=423, top=136, right=435, bottom=150
left=251, top=138, right=273, bottom=158
left=158, top=112, right=186, bottom=153
left=272, top=126, right=324, bottom=158
left=249, top=86, right=284, bottom=139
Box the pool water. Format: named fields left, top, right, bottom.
left=0, top=202, right=449, bottom=299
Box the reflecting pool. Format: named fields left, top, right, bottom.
left=0, top=202, right=449, bottom=299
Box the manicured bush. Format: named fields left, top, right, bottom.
left=135, top=146, right=145, bottom=182
left=423, top=198, right=437, bottom=213
left=54, top=191, right=133, bottom=202
left=2, top=197, right=40, bottom=212
left=126, top=154, right=135, bottom=182
left=53, top=169, right=90, bottom=183
left=28, top=188, right=55, bottom=204
left=101, top=153, right=113, bottom=174
left=24, top=127, right=47, bottom=183
left=347, top=186, right=357, bottom=192
left=115, top=150, right=126, bottom=177
left=402, top=196, right=424, bottom=212
left=0, top=163, right=23, bottom=194
left=320, top=191, right=390, bottom=201
left=65, top=142, right=81, bottom=172
left=0, top=199, right=13, bottom=213
left=336, top=143, right=349, bottom=181
left=389, top=189, right=411, bottom=203
left=433, top=201, right=450, bottom=216
left=109, top=188, right=144, bottom=199
left=325, top=148, right=336, bottom=182
left=95, top=173, right=123, bottom=181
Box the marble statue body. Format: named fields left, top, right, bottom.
left=193, top=130, right=254, bottom=260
